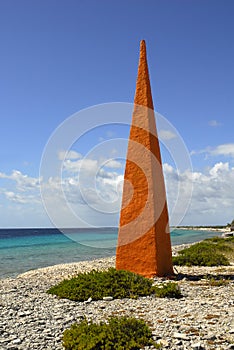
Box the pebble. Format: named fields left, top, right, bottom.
left=173, top=332, right=189, bottom=340
left=84, top=297, right=92, bottom=304
left=0, top=252, right=233, bottom=350
left=191, top=342, right=203, bottom=349
left=103, top=296, right=113, bottom=301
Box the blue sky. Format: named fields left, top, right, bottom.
left=0, top=0, right=234, bottom=227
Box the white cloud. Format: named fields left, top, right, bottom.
left=58, top=150, right=82, bottom=160
left=39, top=156, right=124, bottom=227
left=210, top=144, right=234, bottom=157
left=158, top=129, right=177, bottom=140
left=103, top=159, right=123, bottom=169
left=163, top=163, right=176, bottom=174
left=191, top=143, right=234, bottom=159
left=164, top=161, right=234, bottom=225
left=63, top=158, right=98, bottom=174
left=209, top=162, right=229, bottom=176
left=1, top=156, right=234, bottom=227
left=208, top=120, right=222, bottom=127
left=4, top=191, right=39, bottom=204
left=0, top=170, right=40, bottom=192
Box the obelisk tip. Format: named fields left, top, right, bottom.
left=134, top=39, right=153, bottom=109
left=140, top=40, right=146, bottom=50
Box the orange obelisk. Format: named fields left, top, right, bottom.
left=116, top=40, right=174, bottom=278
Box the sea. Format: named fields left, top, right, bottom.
left=0, top=227, right=223, bottom=279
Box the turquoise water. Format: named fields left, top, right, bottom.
left=0, top=228, right=222, bottom=279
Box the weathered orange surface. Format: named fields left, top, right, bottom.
left=116, top=40, right=174, bottom=278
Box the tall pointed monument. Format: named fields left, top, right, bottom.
left=116, top=40, right=174, bottom=278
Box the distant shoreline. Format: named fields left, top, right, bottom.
left=174, top=226, right=230, bottom=232
left=0, top=225, right=230, bottom=230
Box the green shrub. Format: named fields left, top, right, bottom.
left=173, top=241, right=230, bottom=267
left=47, top=268, right=182, bottom=301
left=62, top=316, right=159, bottom=350
left=204, top=236, right=224, bottom=243
left=47, top=268, right=154, bottom=301
left=225, top=236, right=234, bottom=243
left=203, top=236, right=234, bottom=249
left=206, top=277, right=229, bottom=286
left=204, top=235, right=234, bottom=245
left=154, top=282, right=182, bottom=298
left=204, top=237, right=233, bottom=252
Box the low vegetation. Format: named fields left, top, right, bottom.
left=154, top=282, right=182, bottom=298
left=173, top=236, right=234, bottom=267
left=47, top=268, right=182, bottom=301
left=206, top=276, right=230, bottom=287
left=62, top=316, right=160, bottom=350
left=205, top=236, right=234, bottom=261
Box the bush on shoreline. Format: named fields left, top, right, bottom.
left=154, top=281, right=182, bottom=298
left=173, top=238, right=232, bottom=267
left=47, top=268, right=182, bottom=301
left=62, top=316, right=160, bottom=350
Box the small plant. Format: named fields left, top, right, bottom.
left=62, top=316, right=160, bottom=350
left=47, top=268, right=155, bottom=301
left=204, top=237, right=233, bottom=252
left=225, top=236, right=234, bottom=243
left=204, top=237, right=224, bottom=243
left=47, top=268, right=182, bottom=301
left=206, top=276, right=229, bottom=286
left=173, top=241, right=230, bottom=267
left=154, top=282, right=182, bottom=298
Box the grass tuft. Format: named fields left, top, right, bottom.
left=154, top=282, right=182, bottom=298
left=173, top=239, right=232, bottom=267
left=206, top=276, right=230, bottom=286
left=47, top=268, right=182, bottom=301
left=62, top=316, right=161, bottom=349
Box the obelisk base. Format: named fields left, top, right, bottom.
left=116, top=227, right=174, bottom=278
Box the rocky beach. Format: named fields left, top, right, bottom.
left=0, top=245, right=234, bottom=350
